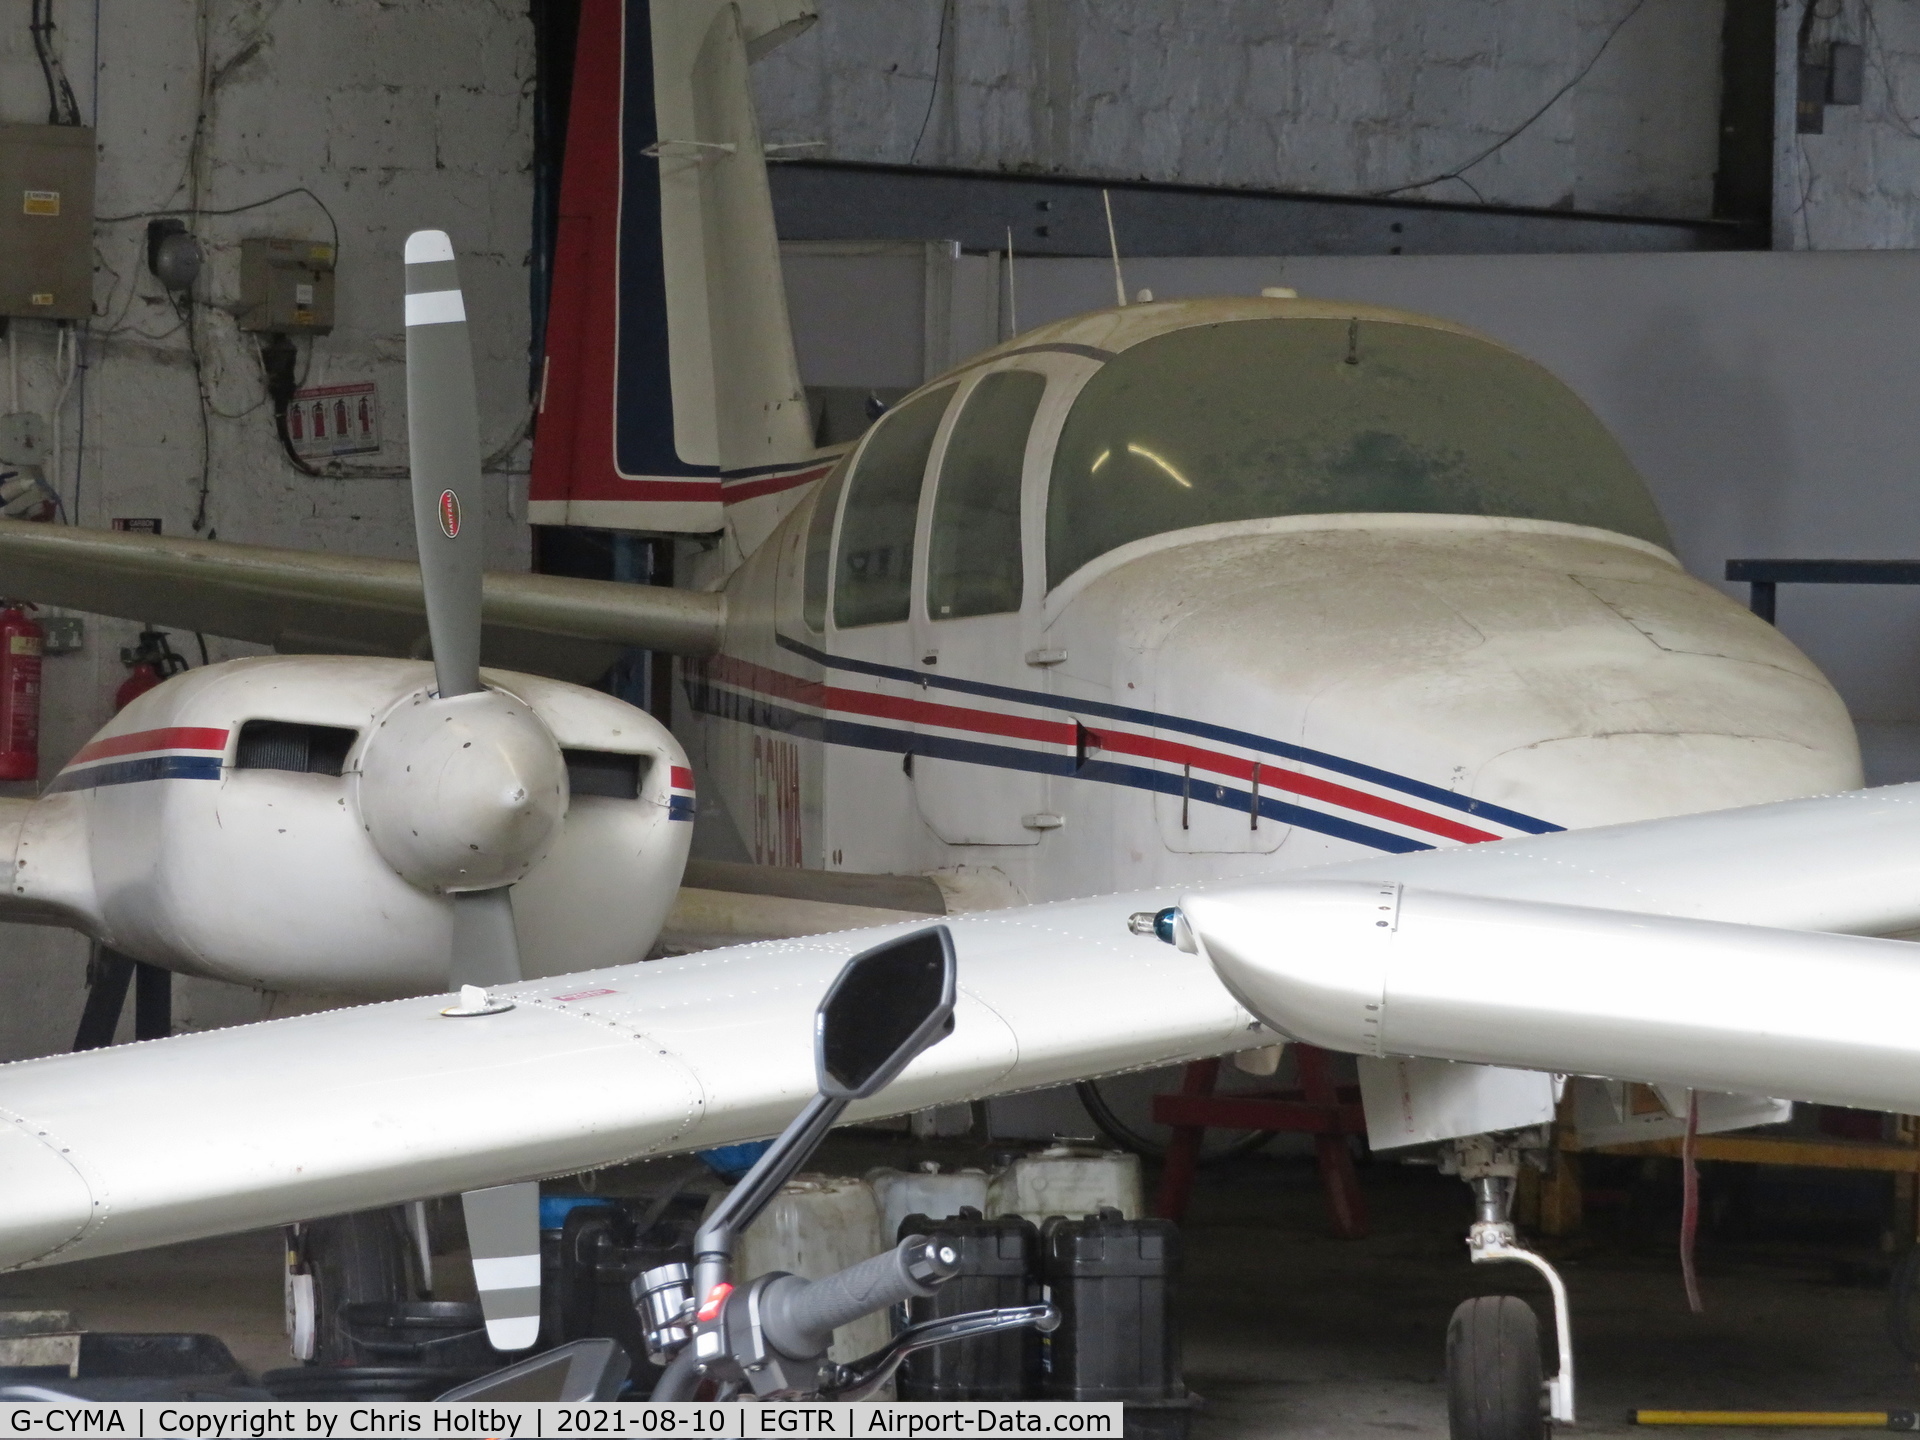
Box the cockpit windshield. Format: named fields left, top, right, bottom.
left=1046, top=317, right=1671, bottom=587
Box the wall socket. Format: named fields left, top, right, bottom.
left=40, top=616, right=83, bottom=654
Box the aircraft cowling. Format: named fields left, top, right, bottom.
left=1047, top=514, right=1861, bottom=870
left=10, top=654, right=692, bottom=998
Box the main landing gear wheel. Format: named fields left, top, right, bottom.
left=296, top=1207, right=415, bottom=1365
left=1447, top=1295, right=1547, bottom=1440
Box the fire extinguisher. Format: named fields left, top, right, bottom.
left=115, top=629, right=190, bottom=712
left=0, top=602, right=44, bottom=782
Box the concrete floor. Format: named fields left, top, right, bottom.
left=3, top=1147, right=1916, bottom=1436
left=1181, top=1153, right=1920, bottom=1438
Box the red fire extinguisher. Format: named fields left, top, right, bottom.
left=0, top=602, right=44, bottom=782
left=115, top=629, right=192, bottom=713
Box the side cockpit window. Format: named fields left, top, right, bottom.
left=833, top=384, right=955, bottom=628
left=801, top=456, right=850, bottom=633
left=927, top=370, right=1044, bottom=620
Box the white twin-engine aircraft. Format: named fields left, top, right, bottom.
left=0, top=0, right=1916, bottom=1416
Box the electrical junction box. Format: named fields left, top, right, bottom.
left=0, top=123, right=95, bottom=321
left=238, top=237, right=336, bottom=334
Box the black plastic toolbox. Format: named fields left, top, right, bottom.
left=896, top=1208, right=1041, bottom=1400
left=1039, top=1208, right=1197, bottom=1438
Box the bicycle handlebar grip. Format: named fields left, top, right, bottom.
left=761, top=1234, right=960, bottom=1360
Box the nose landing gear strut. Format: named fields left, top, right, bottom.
left=1444, top=1135, right=1575, bottom=1439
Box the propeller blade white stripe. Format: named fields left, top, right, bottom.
left=472, top=1253, right=542, bottom=1289
left=405, top=289, right=466, bottom=327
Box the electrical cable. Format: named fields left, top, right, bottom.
left=96, top=187, right=341, bottom=264
left=29, top=0, right=83, bottom=126
left=48, top=324, right=76, bottom=514
left=1372, top=0, right=1652, bottom=200
left=71, top=0, right=99, bottom=528
left=171, top=292, right=215, bottom=534
left=908, top=0, right=954, bottom=164
left=1863, top=1, right=1920, bottom=141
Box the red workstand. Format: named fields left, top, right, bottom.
left=1150, top=1045, right=1371, bottom=1238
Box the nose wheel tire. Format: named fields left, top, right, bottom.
left=1447, top=1295, right=1547, bottom=1440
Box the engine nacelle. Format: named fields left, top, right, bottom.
left=11, top=654, right=693, bottom=998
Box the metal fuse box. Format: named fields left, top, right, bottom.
left=238, top=237, right=336, bottom=334
left=0, top=124, right=95, bottom=321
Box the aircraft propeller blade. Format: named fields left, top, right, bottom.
left=461, top=1182, right=543, bottom=1352
left=451, top=887, right=522, bottom=989
left=403, top=229, right=485, bottom=700
left=404, top=230, right=529, bottom=989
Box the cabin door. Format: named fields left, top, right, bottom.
left=909, top=368, right=1052, bottom=847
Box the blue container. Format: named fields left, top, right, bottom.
left=698, top=1141, right=774, bottom=1179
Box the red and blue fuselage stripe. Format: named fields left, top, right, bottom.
left=687, top=678, right=1433, bottom=854
left=50, top=727, right=229, bottom=794
left=687, top=637, right=1562, bottom=856
left=667, top=763, right=697, bottom=821
left=772, top=634, right=1557, bottom=835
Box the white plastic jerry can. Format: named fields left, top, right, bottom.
left=867, top=1162, right=992, bottom=1242
left=735, top=1174, right=891, bottom=1369
left=986, top=1144, right=1143, bottom=1220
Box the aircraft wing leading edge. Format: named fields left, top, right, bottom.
left=8, top=781, right=1920, bottom=1274
left=0, top=893, right=1251, bottom=1272
left=1315, top=781, right=1920, bottom=936
left=0, top=520, right=726, bottom=683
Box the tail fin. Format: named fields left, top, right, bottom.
left=530, top=0, right=822, bottom=538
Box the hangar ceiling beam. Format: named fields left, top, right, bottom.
left=769, top=159, right=1763, bottom=258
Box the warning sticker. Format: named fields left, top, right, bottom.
left=28, top=293, right=52, bottom=307
left=22, top=191, right=59, bottom=216
left=10, top=635, right=43, bottom=657
left=288, top=381, right=381, bottom=460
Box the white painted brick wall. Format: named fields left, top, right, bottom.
left=0, top=0, right=534, bottom=1058
left=1776, top=0, right=1920, bottom=250
left=753, top=0, right=1728, bottom=217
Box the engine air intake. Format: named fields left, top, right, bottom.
left=564, top=748, right=646, bottom=800
left=234, top=720, right=358, bottom=776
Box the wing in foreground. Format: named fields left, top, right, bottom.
left=0, top=520, right=725, bottom=683
left=0, top=890, right=1246, bottom=1271
left=9, top=781, right=1920, bottom=1273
